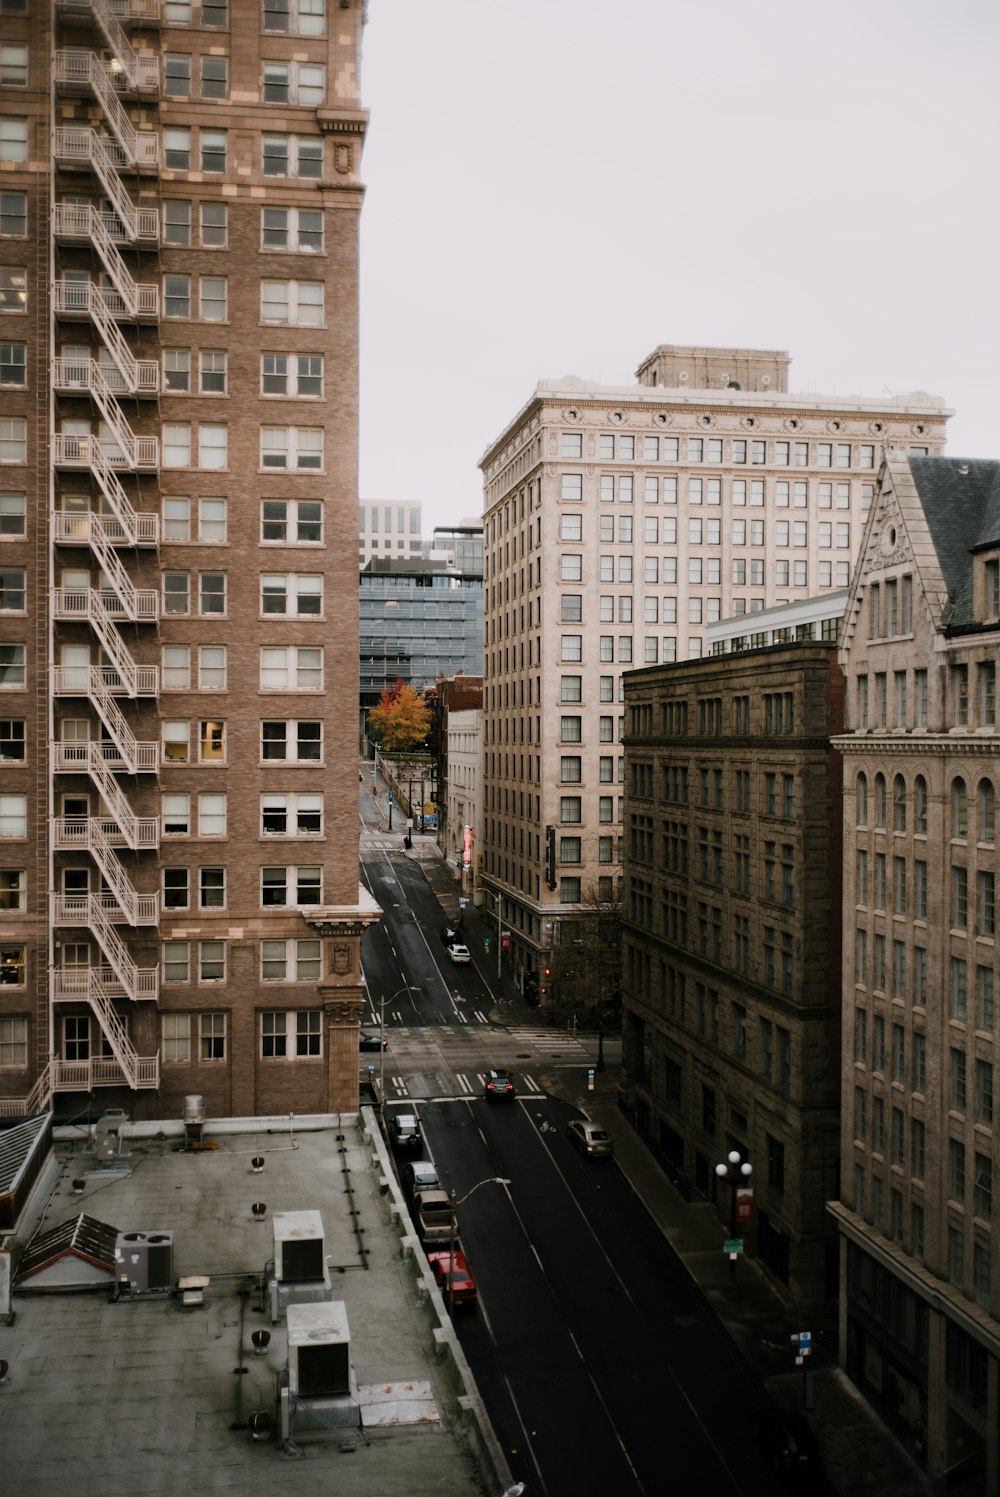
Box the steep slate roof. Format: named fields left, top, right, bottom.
left=908, top=457, right=1000, bottom=630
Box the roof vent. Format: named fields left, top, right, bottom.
left=726, top=379, right=742, bottom=389
left=958, top=463, right=970, bottom=475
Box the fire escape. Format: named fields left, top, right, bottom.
left=41, top=0, right=163, bottom=1105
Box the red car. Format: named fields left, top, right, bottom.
left=427, top=1249, right=478, bottom=1308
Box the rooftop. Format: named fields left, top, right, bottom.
left=0, top=1111, right=508, bottom=1497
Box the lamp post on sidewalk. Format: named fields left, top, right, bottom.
left=446, top=1176, right=511, bottom=1317
left=715, top=1148, right=753, bottom=1299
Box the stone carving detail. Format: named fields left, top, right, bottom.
left=331, top=943, right=352, bottom=976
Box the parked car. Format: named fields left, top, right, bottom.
left=414, top=1188, right=454, bottom=1246
left=567, top=1119, right=614, bottom=1158
left=402, top=1159, right=440, bottom=1199
left=483, top=1069, right=516, bottom=1102
left=751, top=1408, right=820, bottom=1476
left=389, top=1112, right=422, bottom=1152
left=359, top=1029, right=385, bottom=1052
left=446, top=942, right=471, bottom=964
left=440, top=924, right=458, bottom=946
left=427, top=1248, right=477, bottom=1308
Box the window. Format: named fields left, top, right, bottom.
left=163, top=349, right=190, bottom=393
left=261, top=573, right=322, bottom=616
left=559, top=877, right=581, bottom=903
left=561, top=556, right=582, bottom=583
left=261, top=720, right=322, bottom=762
left=0, top=343, right=25, bottom=386
left=0, top=869, right=24, bottom=911
left=198, top=792, right=226, bottom=835
left=561, top=635, right=582, bottom=663
left=261, top=499, right=322, bottom=545
left=199, top=276, right=227, bottom=321
left=0, top=643, right=24, bottom=686
left=262, top=134, right=323, bottom=178
left=200, top=1012, right=226, bottom=1061
left=199, top=350, right=227, bottom=394
left=164, top=54, right=191, bottom=96
left=260, top=646, right=322, bottom=691
left=560, top=797, right=581, bottom=824
left=261, top=938, right=322, bottom=981
left=0, top=193, right=26, bottom=238
left=261, top=353, right=323, bottom=397
left=162, top=1013, right=190, bottom=1064
left=261, top=793, right=322, bottom=835
left=163, top=940, right=190, bottom=983
left=164, top=275, right=191, bottom=319
left=0, top=1014, right=27, bottom=1066
left=261, top=206, right=324, bottom=253
left=162, top=793, right=190, bottom=835
left=263, top=0, right=326, bottom=35
left=200, top=56, right=228, bottom=99
left=260, top=426, right=323, bottom=470
left=979, top=780, right=996, bottom=843
left=0, top=718, right=23, bottom=760
left=0, top=266, right=26, bottom=313
left=261, top=280, right=324, bottom=326
left=0, top=568, right=24, bottom=610
left=164, top=127, right=192, bottom=170
left=261, top=1010, right=322, bottom=1058
left=262, top=60, right=325, bottom=104
left=0, top=119, right=27, bottom=164
left=0, top=794, right=26, bottom=838
left=261, top=865, right=321, bottom=907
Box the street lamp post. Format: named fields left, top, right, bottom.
left=447, top=1176, right=511, bottom=1317
left=378, top=984, right=417, bottom=1118
left=715, top=1148, right=752, bottom=1299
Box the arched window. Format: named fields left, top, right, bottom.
left=874, top=773, right=887, bottom=828
left=952, top=777, right=968, bottom=839
left=857, top=772, right=868, bottom=827
left=893, top=774, right=907, bottom=832
left=979, top=779, right=996, bottom=844
left=915, top=775, right=928, bottom=835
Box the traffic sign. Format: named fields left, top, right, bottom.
left=459, top=897, right=469, bottom=907
left=587, top=1068, right=595, bottom=1092
left=797, top=1331, right=812, bottom=1356
left=723, top=1238, right=744, bottom=1256
left=484, top=936, right=492, bottom=952
left=388, top=791, right=394, bottom=802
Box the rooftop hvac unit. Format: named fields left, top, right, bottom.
left=115, top=1231, right=174, bottom=1294
left=287, top=1301, right=351, bottom=1398
left=274, top=1210, right=325, bottom=1284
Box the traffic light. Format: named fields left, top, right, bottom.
left=544, top=825, right=556, bottom=890
left=540, top=965, right=551, bottom=1000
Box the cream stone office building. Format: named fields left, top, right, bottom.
left=478, top=345, right=949, bottom=995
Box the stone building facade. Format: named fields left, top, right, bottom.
left=831, top=454, right=1000, bottom=1488
left=0, top=0, right=377, bottom=1121
left=477, top=344, right=949, bottom=998
left=621, top=643, right=845, bottom=1310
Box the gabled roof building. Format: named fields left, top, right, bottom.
left=831, top=454, right=1000, bottom=1489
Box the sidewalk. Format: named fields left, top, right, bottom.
left=413, top=844, right=931, bottom=1497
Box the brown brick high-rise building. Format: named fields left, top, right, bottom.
left=0, top=0, right=375, bottom=1120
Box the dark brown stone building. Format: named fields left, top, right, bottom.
left=621, top=641, right=844, bottom=1310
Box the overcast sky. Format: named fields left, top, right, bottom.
left=358, top=0, right=999, bottom=531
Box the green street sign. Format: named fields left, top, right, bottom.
left=724, top=1238, right=744, bottom=1255
left=484, top=936, right=492, bottom=952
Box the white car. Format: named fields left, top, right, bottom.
left=446, top=942, right=471, bottom=964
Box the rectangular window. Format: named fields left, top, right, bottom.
left=260, top=646, right=323, bottom=691
left=200, top=56, right=228, bottom=99
left=261, top=499, right=322, bottom=545
left=261, top=938, right=322, bottom=981
left=200, top=1012, right=226, bottom=1061
left=162, top=1013, right=190, bottom=1064
left=260, top=426, right=323, bottom=470
left=261, top=280, right=324, bottom=326
left=262, top=206, right=324, bottom=253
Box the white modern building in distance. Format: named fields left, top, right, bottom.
left=359, top=499, right=423, bottom=565
left=477, top=344, right=951, bottom=995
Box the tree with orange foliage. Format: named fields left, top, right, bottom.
left=368, top=679, right=431, bottom=752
